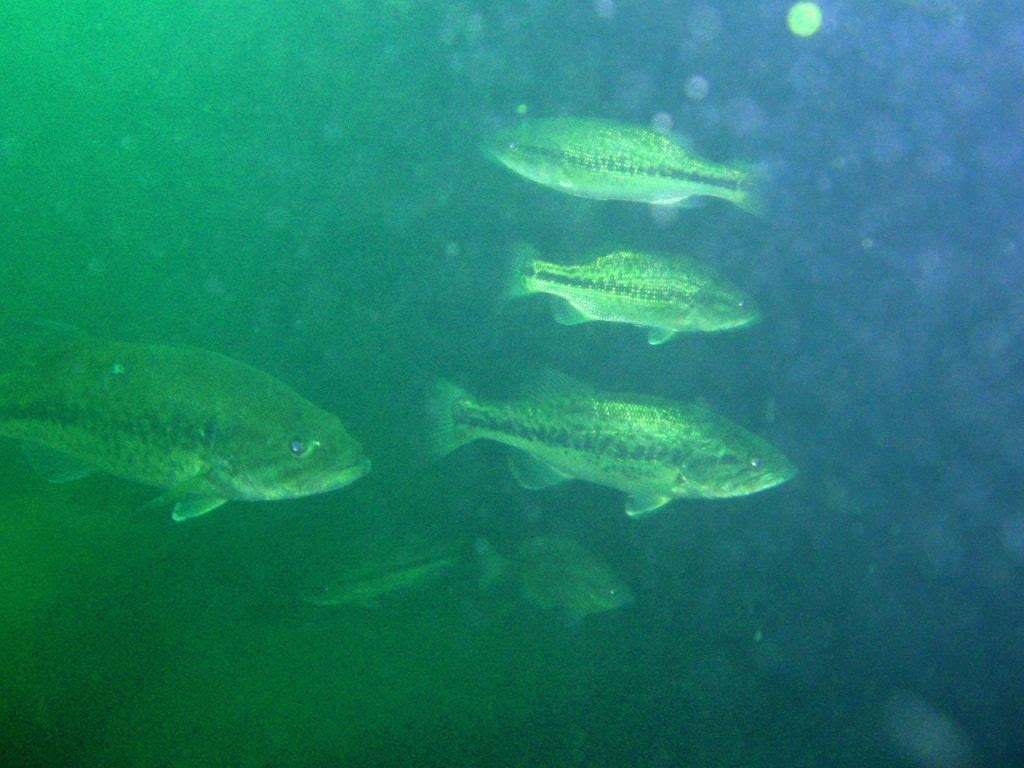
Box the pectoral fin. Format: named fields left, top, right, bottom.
left=625, top=492, right=673, bottom=517
left=20, top=444, right=95, bottom=483
left=136, top=473, right=227, bottom=522
left=508, top=452, right=569, bottom=490
left=171, top=496, right=228, bottom=522
left=522, top=368, right=595, bottom=401
left=646, top=327, right=678, bottom=345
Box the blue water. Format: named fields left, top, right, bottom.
left=1, top=1, right=1021, bottom=765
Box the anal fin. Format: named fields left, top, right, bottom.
left=20, top=443, right=95, bottom=483
left=625, top=492, right=673, bottom=517
left=508, top=452, right=570, bottom=490
left=551, top=299, right=592, bottom=326
left=646, top=327, right=678, bottom=345
left=171, top=496, right=227, bottom=522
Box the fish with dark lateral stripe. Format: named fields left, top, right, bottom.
left=505, top=245, right=761, bottom=344
left=484, top=117, right=763, bottom=215
left=427, top=371, right=795, bottom=517
left=0, top=327, right=369, bottom=521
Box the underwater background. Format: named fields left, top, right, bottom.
left=2, top=1, right=1022, bottom=766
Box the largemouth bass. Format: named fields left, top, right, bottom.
left=506, top=245, right=761, bottom=343
left=485, top=117, right=761, bottom=214
left=428, top=373, right=794, bottom=516
left=0, top=328, right=369, bottom=521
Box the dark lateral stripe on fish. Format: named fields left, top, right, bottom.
left=530, top=269, right=680, bottom=302
left=1, top=401, right=213, bottom=451
left=514, top=144, right=743, bottom=192
left=454, top=403, right=669, bottom=462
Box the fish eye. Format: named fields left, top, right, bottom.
left=750, top=457, right=762, bottom=468
left=737, top=300, right=746, bottom=308
left=507, top=141, right=518, bottom=151
left=290, top=438, right=313, bottom=457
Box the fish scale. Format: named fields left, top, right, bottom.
left=518, top=124, right=745, bottom=189
left=530, top=264, right=697, bottom=304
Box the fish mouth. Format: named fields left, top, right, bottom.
left=333, top=456, right=371, bottom=488
left=609, top=587, right=636, bottom=608
left=713, top=461, right=796, bottom=497
left=759, top=461, right=797, bottom=492
left=281, top=454, right=369, bottom=499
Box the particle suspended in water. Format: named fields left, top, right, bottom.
left=687, top=3, right=722, bottom=43
left=650, top=111, right=673, bottom=134
left=685, top=74, right=709, bottom=101
left=787, top=2, right=823, bottom=37
left=594, top=0, right=616, bottom=19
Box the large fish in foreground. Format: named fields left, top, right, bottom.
left=0, top=327, right=370, bottom=521
left=428, top=372, right=795, bottom=516
left=484, top=117, right=762, bottom=214
left=505, top=245, right=761, bottom=344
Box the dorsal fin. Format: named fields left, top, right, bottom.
left=0, top=320, right=90, bottom=372
left=520, top=368, right=596, bottom=401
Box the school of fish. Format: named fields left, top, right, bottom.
left=4, top=116, right=795, bottom=626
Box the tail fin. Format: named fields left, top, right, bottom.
left=736, top=179, right=764, bottom=218
left=735, top=160, right=776, bottom=219
left=0, top=319, right=88, bottom=372
left=425, top=379, right=476, bottom=458
left=499, top=241, right=540, bottom=305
